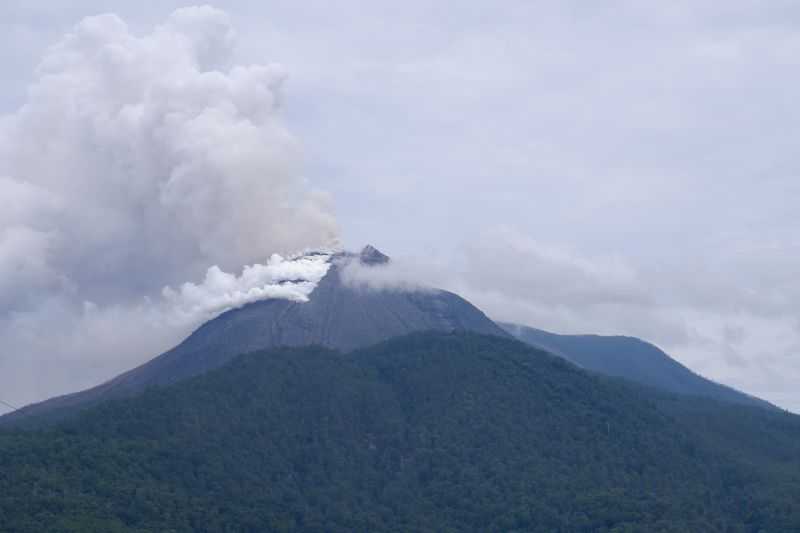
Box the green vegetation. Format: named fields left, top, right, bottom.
left=1, top=332, right=799, bottom=532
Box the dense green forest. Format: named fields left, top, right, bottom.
left=1, top=332, right=799, bottom=532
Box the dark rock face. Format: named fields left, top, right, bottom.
left=3, top=255, right=508, bottom=425
left=501, top=322, right=773, bottom=409
left=359, top=244, right=390, bottom=265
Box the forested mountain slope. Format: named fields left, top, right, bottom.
left=1, top=332, right=798, bottom=532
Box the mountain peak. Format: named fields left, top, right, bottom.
left=359, top=245, right=390, bottom=265
left=1, top=244, right=508, bottom=426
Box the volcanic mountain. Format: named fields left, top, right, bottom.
left=2, top=245, right=775, bottom=426
left=2, top=246, right=508, bottom=424
left=3, top=247, right=798, bottom=531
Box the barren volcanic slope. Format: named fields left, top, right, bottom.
left=501, top=322, right=772, bottom=409
left=2, top=247, right=508, bottom=425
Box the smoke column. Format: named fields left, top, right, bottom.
left=0, top=7, right=339, bottom=410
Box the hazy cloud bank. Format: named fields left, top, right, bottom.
left=349, top=227, right=800, bottom=412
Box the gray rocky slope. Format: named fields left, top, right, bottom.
left=2, top=247, right=508, bottom=424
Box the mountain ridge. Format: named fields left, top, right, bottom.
left=500, top=321, right=773, bottom=410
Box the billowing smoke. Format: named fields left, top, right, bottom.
left=0, top=7, right=338, bottom=410
left=163, top=252, right=332, bottom=319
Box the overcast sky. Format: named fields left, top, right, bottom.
left=1, top=2, right=799, bottom=412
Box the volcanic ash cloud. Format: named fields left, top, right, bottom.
left=0, top=7, right=339, bottom=410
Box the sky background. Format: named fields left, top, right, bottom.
left=1, top=2, right=799, bottom=412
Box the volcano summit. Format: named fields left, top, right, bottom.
left=2, top=246, right=507, bottom=424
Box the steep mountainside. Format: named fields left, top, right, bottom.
left=1, top=332, right=798, bottom=532
left=2, top=248, right=507, bottom=425
left=501, top=322, right=772, bottom=409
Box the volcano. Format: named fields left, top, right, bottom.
left=2, top=245, right=775, bottom=426
left=3, top=246, right=508, bottom=424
